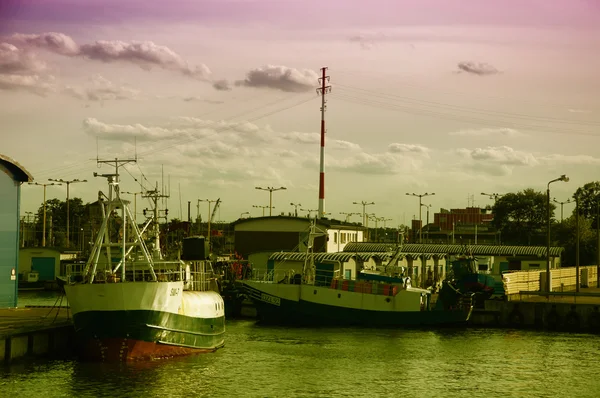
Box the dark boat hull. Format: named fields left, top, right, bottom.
left=244, top=283, right=471, bottom=327
left=73, top=309, right=225, bottom=362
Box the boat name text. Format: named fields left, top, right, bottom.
left=260, top=293, right=281, bottom=306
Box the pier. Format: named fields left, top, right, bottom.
left=0, top=307, right=74, bottom=364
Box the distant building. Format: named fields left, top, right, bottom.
left=0, top=154, right=33, bottom=307
left=232, top=215, right=365, bottom=269
left=411, top=206, right=498, bottom=244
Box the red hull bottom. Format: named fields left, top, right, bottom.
left=79, top=338, right=223, bottom=362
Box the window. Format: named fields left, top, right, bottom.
left=334, top=232, right=337, bottom=243
left=528, top=263, right=540, bottom=269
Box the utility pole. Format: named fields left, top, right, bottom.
left=316, top=66, right=331, bottom=219
left=49, top=178, right=87, bottom=248
left=406, top=193, right=435, bottom=244
left=352, top=201, right=375, bottom=241
left=29, top=182, right=62, bottom=247
left=198, top=199, right=218, bottom=249
left=255, top=186, right=286, bottom=216
left=252, top=205, right=269, bottom=217
left=340, top=212, right=359, bottom=222
left=481, top=192, right=503, bottom=202
left=301, top=208, right=318, bottom=218
left=552, top=198, right=572, bottom=222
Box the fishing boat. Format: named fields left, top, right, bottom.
left=241, top=221, right=473, bottom=327
left=62, top=161, right=225, bottom=362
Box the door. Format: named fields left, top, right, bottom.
left=31, top=257, right=56, bottom=281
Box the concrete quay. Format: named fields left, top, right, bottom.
left=469, top=289, right=600, bottom=333
left=0, top=306, right=74, bottom=364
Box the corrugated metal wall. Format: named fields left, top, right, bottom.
left=0, top=169, right=19, bottom=307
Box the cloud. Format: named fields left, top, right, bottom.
left=279, top=131, right=361, bottom=150
left=182, top=97, right=225, bottom=104
left=456, top=61, right=499, bottom=76
left=64, top=75, right=139, bottom=102
left=568, top=109, right=591, bottom=114
left=457, top=146, right=538, bottom=166
left=0, top=42, right=55, bottom=95
left=448, top=127, right=521, bottom=137
left=540, top=154, right=600, bottom=165
left=388, top=143, right=429, bottom=154
left=0, top=73, right=57, bottom=96
left=10, top=32, right=226, bottom=87
left=212, top=79, right=231, bottom=91
left=83, top=117, right=196, bottom=142
left=11, top=32, right=79, bottom=56
left=0, top=42, right=46, bottom=74
left=235, top=65, right=318, bottom=92
left=325, top=152, right=416, bottom=175
left=348, top=34, right=379, bottom=50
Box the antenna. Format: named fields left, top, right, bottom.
left=316, top=66, right=331, bottom=219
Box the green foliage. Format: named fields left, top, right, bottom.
left=554, top=214, right=598, bottom=266
left=573, top=181, right=600, bottom=227
left=32, top=197, right=94, bottom=249
left=492, top=188, right=554, bottom=245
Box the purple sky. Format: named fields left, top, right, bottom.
left=2, top=0, right=600, bottom=29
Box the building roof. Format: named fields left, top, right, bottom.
left=232, top=215, right=363, bottom=230
left=269, top=252, right=387, bottom=262
left=343, top=242, right=564, bottom=257
left=0, top=154, right=33, bottom=182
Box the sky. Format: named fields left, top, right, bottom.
left=1, top=0, right=599, bottom=225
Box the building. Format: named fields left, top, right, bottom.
left=0, top=154, right=33, bottom=307
left=232, top=216, right=365, bottom=269
left=18, top=247, right=62, bottom=284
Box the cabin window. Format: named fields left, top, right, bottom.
left=334, top=232, right=338, bottom=243
left=344, top=269, right=352, bottom=279
left=478, top=264, right=488, bottom=272
left=341, top=233, right=347, bottom=244
left=528, top=263, right=540, bottom=269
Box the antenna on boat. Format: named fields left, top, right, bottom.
left=316, top=66, right=331, bottom=220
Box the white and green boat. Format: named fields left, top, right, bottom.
left=63, top=161, right=225, bottom=362
left=242, top=222, right=473, bottom=327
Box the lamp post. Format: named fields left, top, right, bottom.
left=597, top=200, right=600, bottom=289
left=546, top=175, right=569, bottom=293
left=481, top=192, right=502, bottom=202
left=300, top=208, right=318, bottom=218
left=240, top=211, right=250, bottom=219
left=252, top=205, right=269, bottom=217
left=339, top=212, right=359, bottom=222
left=48, top=178, right=87, bottom=248
left=29, top=182, right=62, bottom=247
left=406, top=192, right=435, bottom=244
left=575, top=195, right=581, bottom=293
left=552, top=198, right=572, bottom=222
left=255, top=186, right=286, bottom=216
left=352, top=201, right=375, bottom=241
left=290, top=202, right=301, bottom=217
left=123, top=190, right=144, bottom=224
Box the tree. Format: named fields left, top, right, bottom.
left=573, top=181, right=600, bottom=227
left=33, top=197, right=92, bottom=249
left=492, top=188, right=555, bottom=245
left=554, top=214, right=596, bottom=266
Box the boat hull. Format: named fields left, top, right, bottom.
left=243, top=282, right=471, bottom=327
left=64, top=281, right=225, bottom=362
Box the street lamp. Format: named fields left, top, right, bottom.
left=300, top=208, right=318, bottom=218
left=240, top=211, right=250, bottom=219
left=352, top=201, right=375, bottom=241
left=48, top=178, right=87, bottom=248
left=290, top=202, right=301, bottom=217
left=255, top=186, right=286, bottom=216
left=406, top=193, right=435, bottom=244
left=481, top=192, right=503, bottom=202
left=29, top=182, right=62, bottom=247
left=546, top=174, right=569, bottom=293
left=552, top=198, right=572, bottom=222
left=252, top=204, right=270, bottom=217
left=339, top=212, right=359, bottom=222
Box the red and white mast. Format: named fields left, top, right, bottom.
left=316, top=67, right=331, bottom=219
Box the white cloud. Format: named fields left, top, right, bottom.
left=0, top=42, right=47, bottom=74
left=388, top=143, right=430, bottom=154
left=567, top=109, right=591, bottom=114
left=540, top=154, right=600, bottom=165
left=279, top=131, right=361, bottom=150
left=458, top=146, right=537, bottom=166
left=0, top=74, right=57, bottom=95
left=448, top=128, right=521, bottom=137
left=82, top=118, right=197, bottom=142
left=235, top=65, right=319, bottom=92
left=456, top=61, right=500, bottom=76
left=11, top=32, right=79, bottom=56
left=64, top=74, right=140, bottom=102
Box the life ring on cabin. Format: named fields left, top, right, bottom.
left=564, top=311, right=581, bottom=332
left=403, top=277, right=411, bottom=289
left=508, top=309, right=524, bottom=328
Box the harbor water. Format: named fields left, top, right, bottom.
left=4, top=294, right=600, bottom=398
